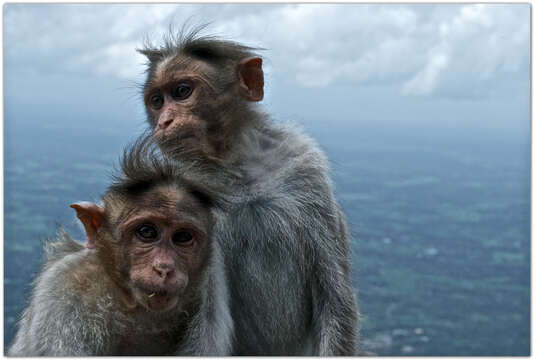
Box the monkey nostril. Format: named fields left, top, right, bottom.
left=159, top=117, right=174, bottom=130
left=153, top=265, right=174, bottom=279
left=154, top=267, right=166, bottom=278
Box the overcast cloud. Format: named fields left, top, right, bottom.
left=4, top=4, right=530, bottom=99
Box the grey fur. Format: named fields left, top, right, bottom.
left=11, top=29, right=360, bottom=356
left=10, top=232, right=126, bottom=356
left=178, top=237, right=234, bottom=355
left=142, top=29, right=360, bottom=355
left=219, top=122, right=360, bottom=355
left=160, top=120, right=360, bottom=355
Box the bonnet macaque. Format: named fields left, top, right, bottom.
left=139, top=29, right=360, bottom=355
left=9, top=136, right=231, bottom=356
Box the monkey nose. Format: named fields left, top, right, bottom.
left=153, top=266, right=174, bottom=279
left=158, top=117, right=174, bottom=130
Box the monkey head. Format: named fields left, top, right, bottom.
left=139, top=34, right=264, bottom=158
left=70, top=139, right=216, bottom=313
left=70, top=185, right=214, bottom=313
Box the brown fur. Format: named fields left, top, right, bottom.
left=8, top=137, right=221, bottom=356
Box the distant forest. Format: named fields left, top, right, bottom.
left=4, top=122, right=530, bottom=355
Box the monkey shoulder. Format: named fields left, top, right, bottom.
left=39, top=242, right=91, bottom=297
left=36, top=253, right=120, bottom=334
left=10, top=235, right=117, bottom=355
left=240, top=123, right=336, bottom=217
left=223, top=123, right=348, bottom=258
left=41, top=236, right=111, bottom=305
left=218, top=124, right=342, bottom=255
left=243, top=124, right=332, bottom=194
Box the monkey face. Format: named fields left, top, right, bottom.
left=126, top=220, right=206, bottom=312
left=142, top=53, right=264, bottom=159
left=115, top=186, right=213, bottom=313
left=143, top=57, right=225, bottom=157
left=73, top=139, right=217, bottom=315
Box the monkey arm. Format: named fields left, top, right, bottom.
left=281, top=152, right=360, bottom=356
left=310, top=204, right=360, bottom=356
left=175, top=238, right=234, bottom=356
left=9, top=244, right=113, bottom=356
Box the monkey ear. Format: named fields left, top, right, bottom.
left=70, top=202, right=105, bottom=249
left=238, top=57, right=264, bottom=102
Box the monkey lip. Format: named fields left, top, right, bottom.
left=174, top=132, right=196, bottom=143
left=155, top=129, right=196, bottom=145
left=138, top=288, right=178, bottom=312
left=138, top=286, right=172, bottom=298
left=147, top=290, right=167, bottom=298
left=133, top=285, right=180, bottom=311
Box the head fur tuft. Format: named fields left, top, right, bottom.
left=107, top=132, right=231, bottom=210
left=138, top=23, right=262, bottom=66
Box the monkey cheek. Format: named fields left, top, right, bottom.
left=154, top=119, right=200, bottom=144
left=152, top=128, right=166, bottom=142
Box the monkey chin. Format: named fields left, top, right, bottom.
left=147, top=293, right=179, bottom=313
left=133, top=288, right=180, bottom=313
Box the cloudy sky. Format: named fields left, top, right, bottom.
left=3, top=4, right=531, bottom=141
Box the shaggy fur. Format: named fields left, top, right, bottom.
left=141, top=28, right=360, bottom=355
left=8, top=137, right=233, bottom=356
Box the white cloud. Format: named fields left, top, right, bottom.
left=210, top=4, right=423, bottom=86
left=402, top=4, right=529, bottom=97
left=3, top=4, right=530, bottom=99
left=71, top=41, right=145, bottom=79
left=403, top=53, right=449, bottom=95
left=198, top=4, right=529, bottom=98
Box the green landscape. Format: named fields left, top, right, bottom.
left=4, top=121, right=530, bottom=355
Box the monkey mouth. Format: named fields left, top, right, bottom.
left=139, top=286, right=169, bottom=299
left=155, top=129, right=197, bottom=147
left=176, top=132, right=196, bottom=141
left=147, top=290, right=167, bottom=298
left=145, top=290, right=178, bottom=312
left=134, top=285, right=179, bottom=312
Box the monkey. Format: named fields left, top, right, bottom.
left=8, top=135, right=233, bottom=356
left=138, top=28, right=360, bottom=356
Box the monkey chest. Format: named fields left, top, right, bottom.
left=112, top=322, right=185, bottom=356
left=114, top=332, right=181, bottom=355
left=220, top=204, right=314, bottom=354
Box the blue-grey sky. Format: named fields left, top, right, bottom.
left=3, top=3, right=531, bottom=141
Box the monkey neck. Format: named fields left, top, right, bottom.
left=163, top=107, right=305, bottom=200
left=223, top=110, right=304, bottom=187
left=219, top=108, right=269, bottom=167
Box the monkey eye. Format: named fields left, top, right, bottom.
left=149, top=93, right=164, bottom=110
left=171, top=82, right=193, bottom=101
left=136, top=224, right=159, bottom=242
left=172, top=230, right=194, bottom=246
